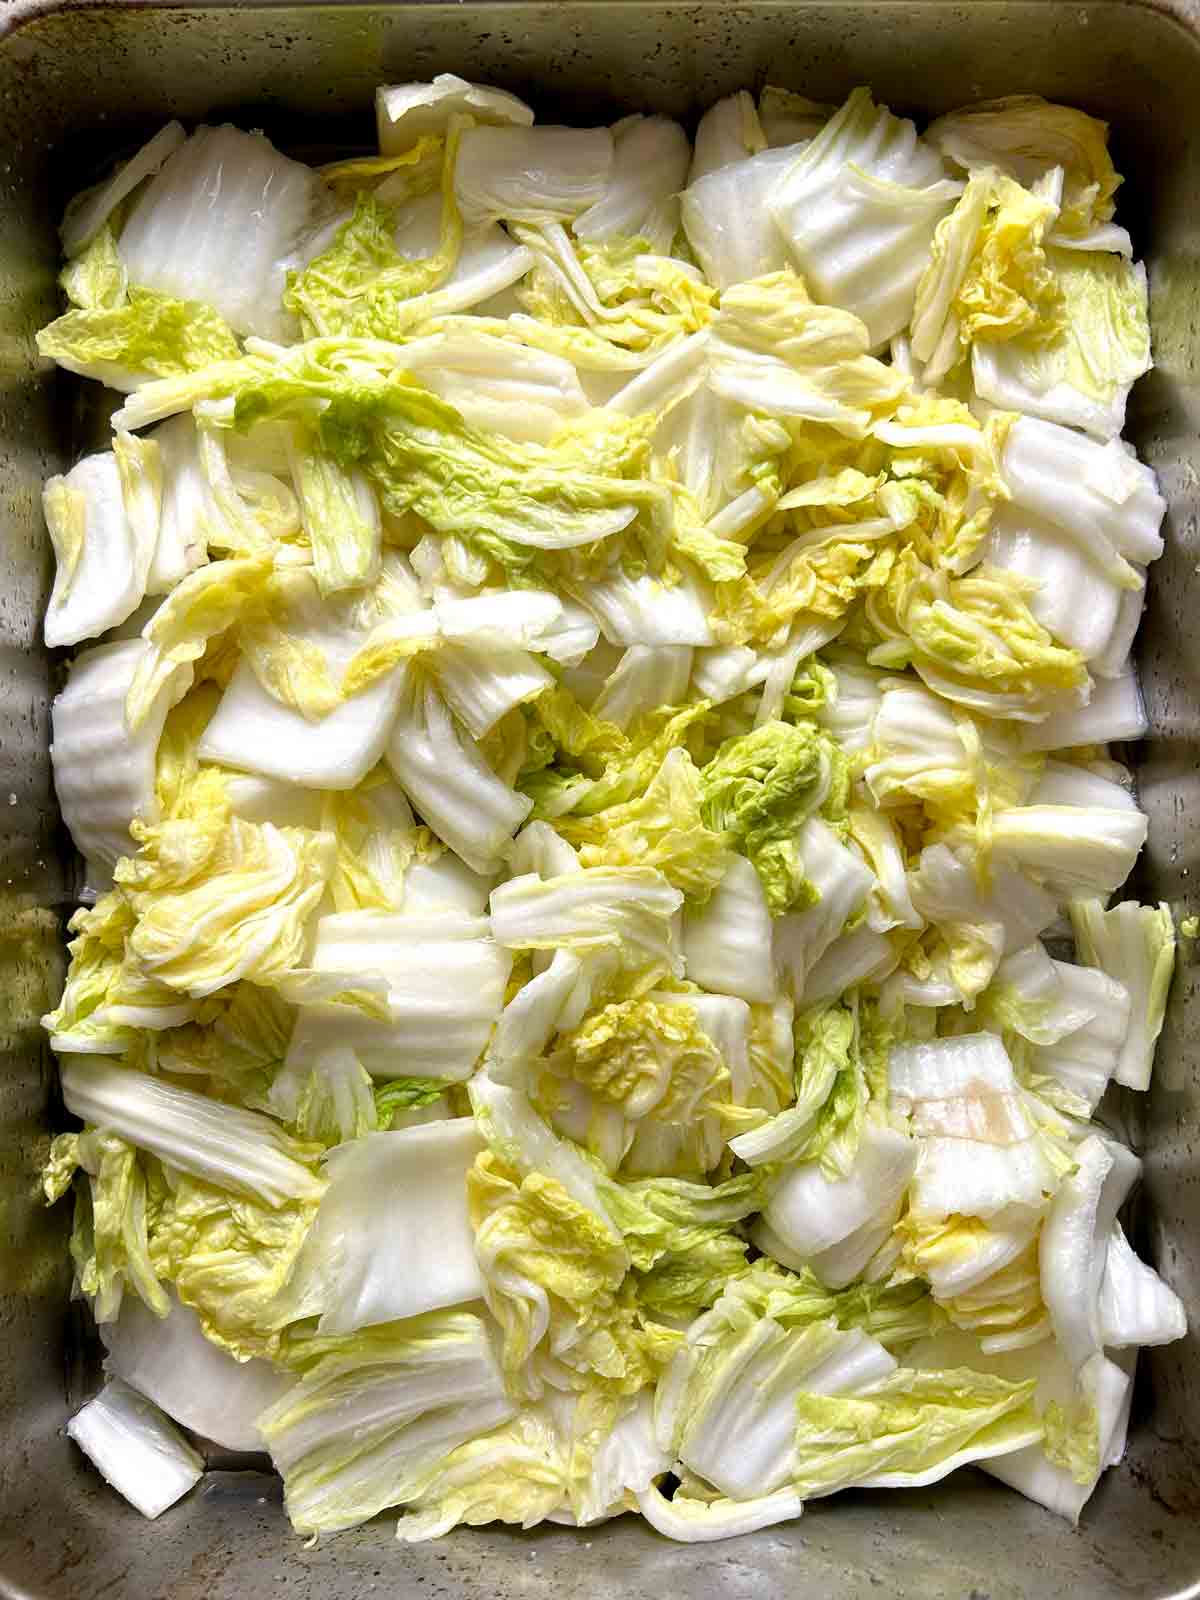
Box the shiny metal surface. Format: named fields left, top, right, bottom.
left=1, top=2, right=1198, bottom=1594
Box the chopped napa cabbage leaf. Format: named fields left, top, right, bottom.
left=683, top=853, right=777, bottom=1004
left=51, top=639, right=190, bottom=877
left=920, top=1233, right=1049, bottom=1355
left=598, top=999, right=754, bottom=1178
left=864, top=680, right=1038, bottom=822
left=707, top=269, right=910, bottom=435
left=282, top=154, right=466, bottom=341
left=280, top=1120, right=485, bottom=1333
left=769, top=87, right=962, bottom=347
left=386, top=670, right=532, bottom=871
left=688, top=92, right=766, bottom=184
left=556, top=746, right=732, bottom=901
left=61, top=121, right=188, bottom=258
left=197, top=572, right=410, bottom=791
left=681, top=147, right=799, bottom=291
left=758, top=87, right=832, bottom=148
left=67, top=1378, right=204, bottom=1520
left=1070, top=898, right=1175, bottom=1091
left=759, top=1121, right=917, bottom=1288
left=455, top=125, right=614, bottom=228
left=631, top=1228, right=752, bottom=1327
left=789, top=1364, right=1042, bottom=1495
left=815, top=655, right=884, bottom=753
left=772, top=818, right=874, bottom=993
left=865, top=549, right=1090, bottom=721
left=1039, top=1133, right=1141, bottom=1370
left=289, top=425, right=382, bottom=595
left=37, top=288, right=242, bottom=393
left=402, top=848, right=496, bottom=914
left=505, top=225, right=717, bottom=366
left=487, top=948, right=585, bottom=1086
left=973, top=251, right=1151, bottom=440
left=800, top=925, right=898, bottom=1007
left=467, top=1147, right=662, bottom=1399
left=655, top=1263, right=1037, bottom=1502
left=118, top=124, right=327, bottom=340
left=566, top=564, right=715, bottom=647
left=985, top=801, right=1147, bottom=897
left=911, top=1328, right=1131, bottom=1522
left=283, top=908, right=511, bottom=1081
left=698, top=720, right=848, bottom=914
left=373, top=1076, right=451, bottom=1130
left=925, top=96, right=1120, bottom=236
left=392, top=208, right=537, bottom=321
left=1021, top=964, right=1132, bottom=1114
left=435, top=588, right=592, bottom=657
left=913, top=168, right=1062, bottom=381
left=44, top=1125, right=169, bottom=1323
left=396, top=1403, right=571, bottom=1537
left=145, top=411, right=210, bottom=592
left=116, top=812, right=335, bottom=997
left=315, top=771, right=417, bottom=913
left=1098, top=1222, right=1187, bottom=1349
left=259, top=1310, right=516, bottom=1534
left=260, top=1017, right=382, bottom=1145
left=397, top=1390, right=670, bottom=1537
left=984, top=506, right=1139, bottom=662
left=978, top=944, right=1133, bottom=1111
left=889, top=1032, right=1057, bottom=1220
left=295, top=175, right=535, bottom=332
left=510, top=819, right=585, bottom=881
left=575, top=115, right=691, bottom=243
left=566, top=1389, right=673, bottom=1524
left=43, top=449, right=158, bottom=647
left=592, top=644, right=693, bottom=730
left=898, top=1206, right=1040, bottom=1303
left=199, top=347, right=662, bottom=577
left=1020, top=666, right=1148, bottom=751
left=906, top=842, right=1057, bottom=1002
left=489, top=866, right=684, bottom=974
left=40, top=893, right=202, bottom=1058
left=1029, top=758, right=1138, bottom=813
left=690, top=1257, right=943, bottom=1351
left=468, top=1066, right=623, bottom=1230
left=382, top=330, right=591, bottom=444
left=375, top=74, right=532, bottom=153
left=124, top=552, right=271, bottom=728
left=848, top=805, right=923, bottom=933
left=654, top=1267, right=895, bottom=1496
left=59, top=1056, right=325, bottom=1207
left=989, top=1349, right=1132, bottom=1522
left=101, top=1290, right=290, bottom=1452
left=1002, top=414, right=1165, bottom=567
left=662, top=1312, right=898, bottom=1500
left=434, top=640, right=553, bottom=741
left=636, top=1480, right=805, bottom=1541
left=535, top=988, right=733, bottom=1137
left=145, top=1163, right=322, bottom=1363
left=60, top=222, right=129, bottom=312
left=731, top=995, right=893, bottom=1182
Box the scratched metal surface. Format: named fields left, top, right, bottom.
left=1, top=3, right=1198, bottom=1595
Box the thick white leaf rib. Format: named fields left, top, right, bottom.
left=285, top=909, right=511, bottom=1082
left=119, top=125, right=326, bottom=340
left=67, top=1379, right=204, bottom=1520
left=51, top=639, right=190, bottom=878
left=60, top=1056, right=324, bottom=1207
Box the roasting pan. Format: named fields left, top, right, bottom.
left=2, top=2, right=1199, bottom=1593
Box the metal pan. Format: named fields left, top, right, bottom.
left=1, top=3, right=1197, bottom=1593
